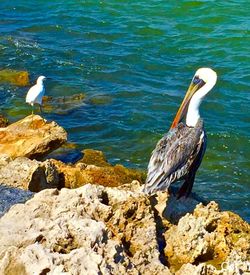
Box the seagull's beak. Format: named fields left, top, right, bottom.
left=46, top=77, right=52, bottom=80
left=170, top=77, right=206, bottom=129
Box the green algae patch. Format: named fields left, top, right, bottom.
left=78, top=149, right=145, bottom=187
left=78, top=149, right=112, bottom=167
left=0, top=69, right=29, bottom=86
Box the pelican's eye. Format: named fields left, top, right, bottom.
left=192, top=75, right=206, bottom=88
left=193, top=76, right=201, bottom=85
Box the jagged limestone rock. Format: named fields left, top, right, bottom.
left=0, top=157, right=60, bottom=192
left=50, top=149, right=145, bottom=188
left=0, top=184, right=171, bottom=274
left=0, top=115, right=67, bottom=160
left=164, top=201, right=250, bottom=273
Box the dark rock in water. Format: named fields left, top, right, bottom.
left=0, top=69, right=29, bottom=86
left=0, top=115, right=8, bottom=128
left=88, top=94, right=113, bottom=105
left=45, top=147, right=83, bottom=164
left=45, top=142, right=83, bottom=164
left=42, top=93, right=86, bottom=114
left=0, top=185, right=33, bottom=217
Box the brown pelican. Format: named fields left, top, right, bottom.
left=143, top=68, right=217, bottom=197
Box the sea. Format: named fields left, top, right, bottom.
left=0, top=0, right=249, bottom=221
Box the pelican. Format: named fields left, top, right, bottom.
left=143, top=68, right=217, bottom=197
left=26, top=76, right=47, bottom=114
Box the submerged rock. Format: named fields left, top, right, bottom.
left=0, top=184, right=171, bottom=274
left=42, top=93, right=86, bottom=114
left=89, top=94, right=113, bottom=105
left=45, top=142, right=83, bottom=164
left=51, top=149, right=145, bottom=188
left=0, top=69, right=29, bottom=86
left=0, top=115, right=67, bottom=160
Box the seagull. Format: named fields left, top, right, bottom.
left=26, top=76, right=47, bottom=115
left=143, top=68, right=217, bottom=198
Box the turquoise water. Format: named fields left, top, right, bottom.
left=0, top=1, right=249, bottom=221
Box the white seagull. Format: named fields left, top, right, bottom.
left=26, top=76, right=47, bottom=114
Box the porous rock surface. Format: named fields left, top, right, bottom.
left=165, top=201, right=250, bottom=274
left=0, top=184, right=171, bottom=275
left=0, top=156, right=60, bottom=192
left=0, top=115, right=67, bottom=160
left=0, top=149, right=144, bottom=192
left=0, top=183, right=249, bottom=275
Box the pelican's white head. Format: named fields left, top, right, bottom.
left=171, top=67, right=217, bottom=128
left=36, top=75, right=46, bottom=84
left=193, top=68, right=217, bottom=97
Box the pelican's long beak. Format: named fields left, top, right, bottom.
left=170, top=77, right=205, bottom=129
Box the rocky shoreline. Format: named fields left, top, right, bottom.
left=0, top=115, right=249, bottom=274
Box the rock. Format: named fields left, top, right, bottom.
left=0, top=69, right=29, bottom=86
left=175, top=263, right=217, bottom=275
left=0, top=115, right=67, bottom=160
left=42, top=93, right=86, bottom=114
left=0, top=115, right=8, bottom=128
left=0, top=183, right=249, bottom=274
left=164, top=201, right=250, bottom=273
left=46, top=142, right=83, bottom=164
left=0, top=185, right=33, bottom=217
left=51, top=149, right=145, bottom=188
left=0, top=157, right=60, bottom=192
left=176, top=250, right=250, bottom=275
left=89, top=94, right=113, bottom=105
left=79, top=148, right=112, bottom=167
left=162, top=193, right=203, bottom=224
left=0, top=184, right=171, bottom=274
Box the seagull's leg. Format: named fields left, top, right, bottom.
left=39, top=104, right=42, bottom=114
left=39, top=104, right=46, bottom=123
left=31, top=104, right=34, bottom=129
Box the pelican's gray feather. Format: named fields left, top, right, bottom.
left=143, top=119, right=206, bottom=195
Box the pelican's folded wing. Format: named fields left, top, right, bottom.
left=144, top=121, right=205, bottom=194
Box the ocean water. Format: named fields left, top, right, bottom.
left=0, top=1, right=249, bottom=221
